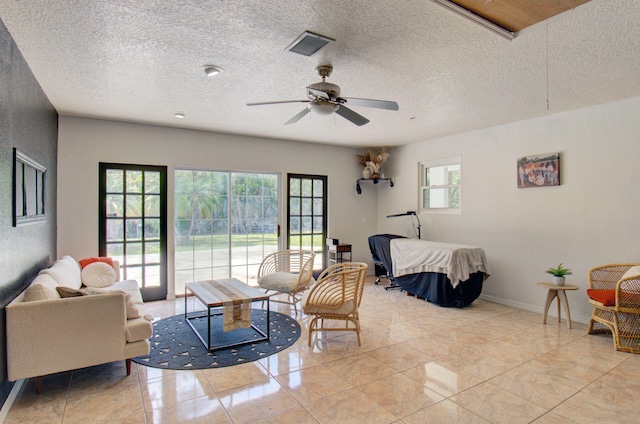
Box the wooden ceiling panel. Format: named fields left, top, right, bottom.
left=452, top=0, right=592, bottom=32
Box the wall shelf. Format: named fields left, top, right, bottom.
left=356, top=177, right=394, bottom=194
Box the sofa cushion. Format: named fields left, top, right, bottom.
left=81, top=262, right=117, bottom=288
left=125, top=316, right=153, bottom=343
left=23, top=283, right=60, bottom=302
left=110, top=280, right=144, bottom=305
left=40, top=256, right=82, bottom=289
left=57, top=256, right=83, bottom=288
left=30, top=274, right=59, bottom=292
left=258, top=272, right=301, bottom=292
left=302, top=292, right=356, bottom=315
left=81, top=287, right=141, bottom=319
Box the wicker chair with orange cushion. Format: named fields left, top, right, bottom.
left=257, top=250, right=316, bottom=314
left=302, top=262, right=368, bottom=346
left=587, top=263, right=640, bottom=353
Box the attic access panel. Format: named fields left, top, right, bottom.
left=451, top=0, right=592, bottom=32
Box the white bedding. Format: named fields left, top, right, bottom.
left=390, top=239, right=491, bottom=288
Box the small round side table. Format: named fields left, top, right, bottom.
left=537, top=282, right=579, bottom=329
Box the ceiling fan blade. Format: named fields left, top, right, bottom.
left=247, top=100, right=309, bottom=106
left=341, top=97, right=399, bottom=111
left=307, top=87, right=331, bottom=100
left=335, top=105, right=370, bottom=126
left=285, top=108, right=311, bottom=125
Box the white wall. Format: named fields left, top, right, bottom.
left=57, top=116, right=378, bottom=296
left=378, top=96, right=640, bottom=323
left=58, top=97, right=640, bottom=320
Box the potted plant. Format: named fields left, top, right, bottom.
left=546, top=263, right=572, bottom=286
left=356, top=147, right=389, bottom=180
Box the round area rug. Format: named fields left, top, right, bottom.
left=133, top=309, right=300, bottom=370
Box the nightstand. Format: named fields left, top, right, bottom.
left=327, top=243, right=352, bottom=265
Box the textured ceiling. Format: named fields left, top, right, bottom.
left=1, top=0, right=639, bottom=148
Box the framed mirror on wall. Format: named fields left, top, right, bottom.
left=13, top=148, right=46, bottom=227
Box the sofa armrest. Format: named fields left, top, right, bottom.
left=7, top=293, right=128, bottom=381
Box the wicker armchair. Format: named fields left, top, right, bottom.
left=587, top=263, right=640, bottom=353
left=257, top=250, right=316, bottom=314
left=302, top=262, right=368, bottom=346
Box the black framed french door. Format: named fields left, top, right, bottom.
left=99, top=163, right=168, bottom=301
left=287, top=173, right=328, bottom=270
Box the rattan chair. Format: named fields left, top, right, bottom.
left=302, top=262, right=368, bottom=346
left=587, top=263, right=640, bottom=353
left=257, top=250, right=316, bottom=314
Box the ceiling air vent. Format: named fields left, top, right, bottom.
left=286, top=31, right=335, bottom=57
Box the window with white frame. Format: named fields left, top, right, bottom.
left=419, top=158, right=461, bottom=213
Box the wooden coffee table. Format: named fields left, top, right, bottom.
left=185, top=278, right=270, bottom=351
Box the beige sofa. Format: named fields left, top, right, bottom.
left=6, top=256, right=152, bottom=393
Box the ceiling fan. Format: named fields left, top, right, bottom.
left=246, top=65, right=399, bottom=126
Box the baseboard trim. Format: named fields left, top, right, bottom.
left=0, top=379, right=25, bottom=423
left=479, top=294, right=591, bottom=325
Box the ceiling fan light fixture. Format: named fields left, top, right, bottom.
left=309, top=102, right=338, bottom=116
left=286, top=31, right=335, bottom=57
left=203, top=65, right=223, bottom=76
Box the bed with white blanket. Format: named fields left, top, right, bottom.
left=368, top=235, right=491, bottom=307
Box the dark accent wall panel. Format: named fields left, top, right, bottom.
left=0, top=18, right=58, bottom=406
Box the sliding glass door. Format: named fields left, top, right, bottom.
left=174, top=170, right=278, bottom=292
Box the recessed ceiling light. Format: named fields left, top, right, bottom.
left=175, top=112, right=185, bottom=119
left=203, top=65, right=223, bottom=76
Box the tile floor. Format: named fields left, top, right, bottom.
left=5, top=277, right=640, bottom=423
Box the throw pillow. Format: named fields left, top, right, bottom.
left=56, top=286, right=83, bottom=298
left=80, top=287, right=141, bottom=319
left=81, top=262, right=117, bottom=288
left=79, top=257, right=114, bottom=269
left=23, top=283, right=60, bottom=302
left=39, top=262, right=82, bottom=290
left=124, top=293, right=141, bottom=319
left=621, top=265, right=640, bottom=280
left=587, top=289, right=616, bottom=306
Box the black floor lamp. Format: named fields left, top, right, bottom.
left=386, top=211, right=421, bottom=239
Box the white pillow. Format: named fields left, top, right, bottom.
left=23, top=283, right=60, bottom=302
left=81, top=262, right=117, bottom=288
left=39, top=258, right=82, bottom=289
left=58, top=256, right=83, bottom=288
left=30, top=273, right=59, bottom=292
left=621, top=265, right=640, bottom=280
